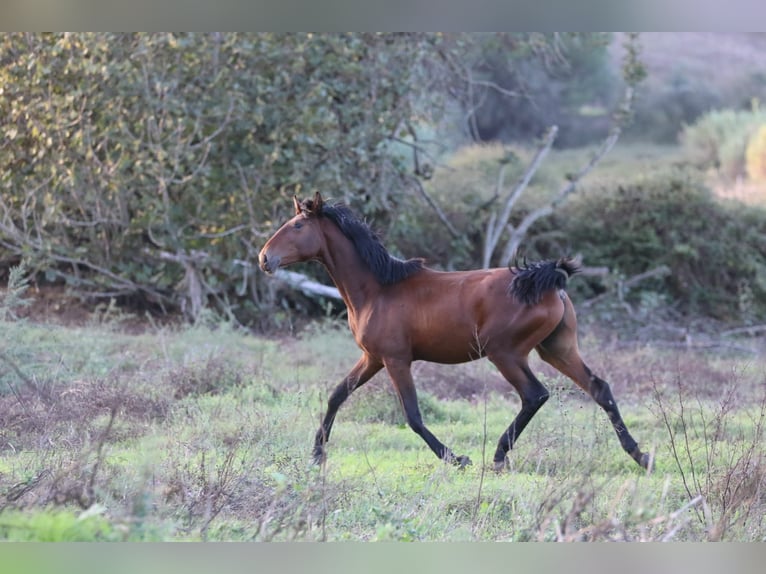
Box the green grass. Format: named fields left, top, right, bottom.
left=1, top=316, right=764, bottom=541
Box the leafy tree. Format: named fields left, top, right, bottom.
left=442, top=33, right=618, bottom=146
left=0, top=33, right=453, bottom=323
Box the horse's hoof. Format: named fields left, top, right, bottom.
left=493, top=459, right=508, bottom=473
left=455, top=455, right=472, bottom=469
left=639, top=452, right=653, bottom=473
left=446, top=453, right=472, bottom=468
left=312, top=447, right=326, bottom=466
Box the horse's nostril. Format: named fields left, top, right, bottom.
left=258, top=250, right=279, bottom=273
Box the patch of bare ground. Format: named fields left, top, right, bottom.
left=408, top=337, right=764, bottom=406
left=411, top=361, right=510, bottom=402
left=714, top=180, right=766, bottom=206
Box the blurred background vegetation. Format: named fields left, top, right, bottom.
left=2, top=32, right=766, bottom=332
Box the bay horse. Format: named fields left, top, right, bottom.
left=259, top=192, right=650, bottom=471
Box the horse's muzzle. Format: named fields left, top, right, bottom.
left=258, top=250, right=281, bottom=274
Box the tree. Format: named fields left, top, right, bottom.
left=0, top=33, right=452, bottom=322
left=481, top=33, right=646, bottom=268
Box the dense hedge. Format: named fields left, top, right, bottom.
left=0, top=33, right=453, bottom=325
left=2, top=33, right=627, bottom=326
left=556, top=173, right=766, bottom=321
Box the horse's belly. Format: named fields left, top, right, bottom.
left=411, top=333, right=485, bottom=364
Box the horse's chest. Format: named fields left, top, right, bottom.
left=348, top=306, right=405, bottom=355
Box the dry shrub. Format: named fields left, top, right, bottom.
left=167, top=356, right=243, bottom=400
left=652, top=366, right=766, bottom=541
left=161, top=434, right=350, bottom=541
left=0, top=375, right=171, bottom=453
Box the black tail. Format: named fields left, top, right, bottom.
left=510, top=256, right=582, bottom=305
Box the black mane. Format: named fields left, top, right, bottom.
left=320, top=203, right=424, bottom=285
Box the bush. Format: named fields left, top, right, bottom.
left=0, top=508, right=118, bottom=542
left=555, top=171, right=766, bottom=321
left=680, top=108, right=766, bottom=180
left=0, top=33, right=454, bottom=326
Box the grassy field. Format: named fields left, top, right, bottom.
left=1, top=311, right=764, bottom=542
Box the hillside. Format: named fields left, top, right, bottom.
left=613, top=32, right=766, bottom=95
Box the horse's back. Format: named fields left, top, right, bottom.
left=369, top=267, right=564, bottom=363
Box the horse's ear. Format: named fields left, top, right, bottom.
left=293, top=195, right=301, bottom=215
left=313, top=191, right=324, bottom=213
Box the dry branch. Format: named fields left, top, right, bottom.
left=481, top=34, right=643, bottom=268
left=582, top=265, right=671, bottom=309
left=482, top=126, right=558, bottom=268
left=409, top=176, right=460, bottom=238
left=497, top=94, right=631, bottom=267
left=273, top=270, right=342, bottom=300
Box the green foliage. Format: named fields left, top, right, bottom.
left=0, top=506, right=116, bottom=541
left=680, top=107, right=766, bottom=180
left=461, top=33, right=620, bottom=147
left=0, top=33, right=452, bottom=324
left=0, top=260, right=30, bottom=320
left=556, top=171, right=766, bottom=321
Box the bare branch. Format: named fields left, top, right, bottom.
left=721, top=325, right=766, bottom=337
left=408, top=176, right=460, bottom=239
left=482, top=126, right=558, bottom=268
left=480, top=34, right=644, bottom=268
left=273, top=269, right=341, bottom=300
left=497, top=84, right=635, bottom=267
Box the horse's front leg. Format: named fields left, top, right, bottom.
left=384, top=359, right=472, bottom=468
left=313, top=354, right=382, bottom=464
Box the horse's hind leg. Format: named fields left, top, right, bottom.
left=535, top=302, right=650, bottom=470
left=487, top=353, right=550, bottom=471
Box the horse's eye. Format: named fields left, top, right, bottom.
left=293, top=222, right=303, bottom=230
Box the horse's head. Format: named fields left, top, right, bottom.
left=258, top=191, right=326, bottom=274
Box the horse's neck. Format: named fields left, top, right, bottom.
left=319, top=223, right=380, bottom=313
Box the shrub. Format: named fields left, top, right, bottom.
left=680, top=108, right=766, bottom=180
left=0, top=33, right=456, bottom=326
left=555, top=171, right=766, bottom=321
left=0, top=508, right=118, bottom=542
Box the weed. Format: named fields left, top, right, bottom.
left=651, top=364, right=766, bottom=540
